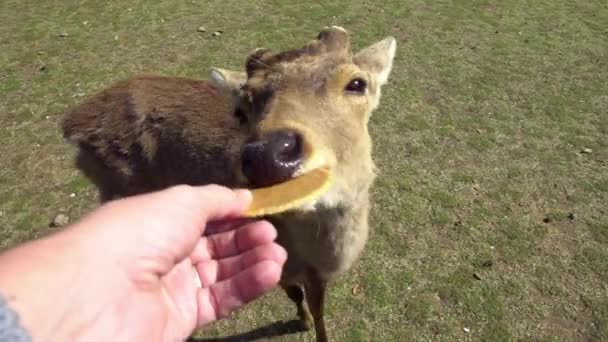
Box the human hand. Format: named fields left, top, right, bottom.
left=0, top=185, right=287, bottom=342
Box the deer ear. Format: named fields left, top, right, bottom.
left=209, top=67, right=246, bottom=93
left=354, top=37, right=397, bottom=86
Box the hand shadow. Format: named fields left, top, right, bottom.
left=187, top=319, right=309, bottom=342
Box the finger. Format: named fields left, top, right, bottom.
left=193, top=186, right=252, bottom=223
left=195, top=243, right=287, bottom=287
left=190, top=220, right=277, bottom=262
left=162, top=185, right=252, bottom=234
left=204, top=218, right=255, bottom=236
left=197, top=260, right=283, bottom=326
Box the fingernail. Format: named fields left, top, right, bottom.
left=234, top=189, right=252, bottom=203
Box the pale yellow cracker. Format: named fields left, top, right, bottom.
left=243, top=167, right=333, bottom=217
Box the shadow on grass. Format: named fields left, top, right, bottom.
left=188, top=319, right=309, bottom=342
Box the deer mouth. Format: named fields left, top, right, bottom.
left=243, top=164, right=334, bottom=217
left=241, top=119, right=334, bottom=183
left=241, top=127, right=336, bottom=217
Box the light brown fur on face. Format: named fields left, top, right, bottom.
left=231, top=27, right=395, bottom=209
left=62, top=26, right=396, bottom=342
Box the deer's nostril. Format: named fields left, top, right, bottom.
left=274, top=131, right=301, bottom=167
left=241, top=130, right=303, bottom=188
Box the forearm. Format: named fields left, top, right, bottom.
left=0, top=227, right=94, bottom=341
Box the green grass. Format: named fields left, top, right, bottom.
left=1, top=0, right=607, bottom=341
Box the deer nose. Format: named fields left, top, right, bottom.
left=241, top=130, right=303, bottom=187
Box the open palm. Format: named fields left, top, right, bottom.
left=22, top=185, right=287, bottom=342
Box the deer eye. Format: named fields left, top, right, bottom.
left=345, top=78, right=367, bottom=94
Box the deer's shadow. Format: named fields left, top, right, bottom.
left=187, top=319, right=309, bottom=342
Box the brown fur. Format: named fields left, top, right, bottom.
left=62, top=26, right=396, bottom=342
left=63, top=75, right=246, bottom=201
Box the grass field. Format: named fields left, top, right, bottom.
left=1, top=0, right=607, bottom=341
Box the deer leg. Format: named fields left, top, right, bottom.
left=304, top=269, right=328, bottom=342
left=282, top=284, right=313, bottom=330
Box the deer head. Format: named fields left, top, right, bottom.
left=210, top=26, right=396, bottom=208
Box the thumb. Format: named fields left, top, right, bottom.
left=178, top=185, right=253, bottom=233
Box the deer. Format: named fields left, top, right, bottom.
left=61, top=26, right=396, bottom=342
